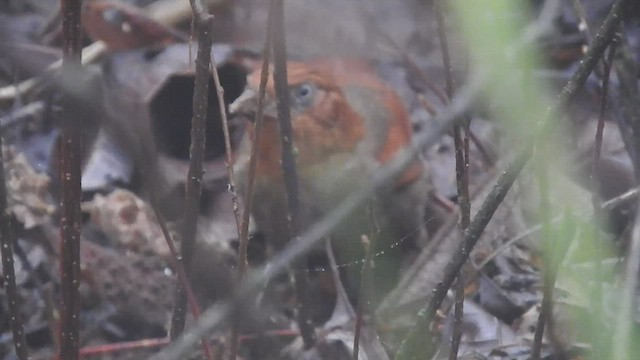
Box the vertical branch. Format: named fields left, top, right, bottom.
left=435, top=0, right=470, bottom=358
left=449, top=139, right=467, bottom=360
left=590, top=42, right=618, bottom=357
left=593, top=40, right=618, bottom=174
left=207, top=9, right=246, bottom=356
left=170, top=0, right=213, bottom=339
left=271, top=1, right=298, bottom=216
left=237, top=2, right=273, bottom=282
left=211, top=44, right=241, bottom=239
left=270, top=0, right=316, bottom=348
left=531, top=146, right=552, bottom=360
left=58, top=0, right=83, bottom=359
left=0, top=145, right=28, bottom=360
left=229, top=3, right=275, bottom=360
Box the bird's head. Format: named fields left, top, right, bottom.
left=230, top=61, right=366, bottom=178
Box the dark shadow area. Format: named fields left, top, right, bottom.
left=149, top=63, right=247, bottom=160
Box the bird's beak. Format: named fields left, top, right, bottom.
left=229, top=88, right=277, bottom=122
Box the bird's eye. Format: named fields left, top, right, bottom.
left=102, top=8, right=125, bottom=24
left=291, top=83, right=316, bottom=108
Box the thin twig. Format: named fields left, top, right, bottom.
left=448, top=144, right=467, bottom=360
left=0, top=101, right=45, bottom=130
left=271, top=0, right=300, bottom=252
left=417, top=94, right=438, bottom=116
left=394, top=1, right=626, bottom=358
left=151, top=202, right=214, bottom=360
left=229, top=3, right=274, bottom=359
left=462, top=133, right=471, bottom=222
left=270, top=0, right=316, bottom=348
left=589, top=31, right=618, bottom=360
left=208, top=12, right=246, bottom=357
left=436, top=0, right=455, bottom=101
left=0, top=146, right=28, bottom=359
left=58, top=1, right=83, bottom=359
left=467, top=130, right=495, bottom=168
left=435, top=0, right=469, bottom=358
left=531, top=145, right=552, bottom=360
left=555, top=0, right=625, bottom=105
left=79, top=338, right=170, bottom=357
left=0, top=42, right=105, bottom=102
left=236, top=0, right=274, bottom=285
left=211, top=52, right=241, bottom=238
left=603, top=187, right=640, bottom=209
left=590, top=42, right=617, bottom=204
left=170, top=0, right=214, bottom=339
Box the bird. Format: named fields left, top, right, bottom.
left=230, top=59, right=441, bottom=303
left=81, top=0, right=188, bottom=51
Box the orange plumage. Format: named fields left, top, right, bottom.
left=231, top=59, right=436, bottom=299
